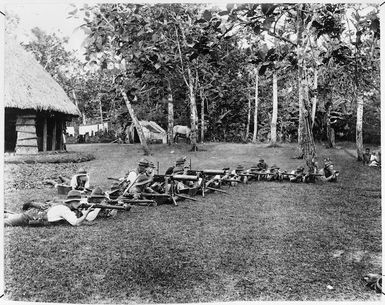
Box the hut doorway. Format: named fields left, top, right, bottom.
left=36, top=112, right=64, bottom=152
left=133, top=128, right=140, bottom=143
left=4, top=109, right=17, bottom=152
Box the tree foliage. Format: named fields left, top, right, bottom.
left=7, top=3, right=379, bottom=149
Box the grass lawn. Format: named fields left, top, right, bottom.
left=3, top=142, right=382, bottom=302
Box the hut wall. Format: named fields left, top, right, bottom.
left=4, top=110, right=17, bottom=152
left=36, top=112, right=66, bottom=152
left=15, top=114, right=38, bottom=154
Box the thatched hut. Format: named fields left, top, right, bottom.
left=4, top=38, right=80, bottom=154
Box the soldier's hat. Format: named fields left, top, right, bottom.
left=89, top=186, right=107, bottom=199
left=138, top=158, right=150, bottom=167
left=235, top=165, right=244, bottom=171
left=258, top=159, right=264, bottom=162
left=270, top=164, right=280, bottom=170
left=222, top=167, right=230, bottom=171
left=135, top=175, right=152, bottom=186
left=173, top=166, right=184, bottom=174
left=176, top=156, right=186, bottom=165
left=250, top=165, right=259, bottom=172
left=110, top=182, right=120, bottom=191
left=324, top=157, right=333, bottom=167
left=65, top=190, right=82, bottom=203
left=77, top=168, right=88, bottom=175
left=149, top=161, right=156, bottom=168
left=296, top=166, right=304, bottom=172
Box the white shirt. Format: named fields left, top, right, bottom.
left=70, top=174, right=90, bottom=189
left=46, top=205, right=78, bottom=225
left=370, top=154, right=378, bottom=162
left=126, top=171, right=138, bottom=189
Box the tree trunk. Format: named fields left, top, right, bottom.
left=356, top=95, right=364, bottom=161
left=99, top=96, right=103, bottom=124
left=120, top=89, right=150, bottom=155
left=296, top=4, right=316, bottom=169
left=353, top=22, right=364, bottom=162
left=311, top=69, right=318, bottom=128
left=245, top=92, right=251, bottom=142
left=325, top=102, right=335, bottom=148
left=200, top=88, right=205, bottom=143
left=167, top=81, right=174, bottom=145
left=72, top=90, right=78, bottom=107
left=175, top=25, right=198, bottom=151
left=297, top=7, right=305, bottom=156
left=270, top=71, right=278, bottom=145
left=187, top=66, right=198, bottom=151
left=72, top=90, right=80, bottom=138
left=252, top=68, right=259, bottom=143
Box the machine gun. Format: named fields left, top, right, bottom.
left=116, top=173, right=201, bottom=206
left=148, top=173, right=202, bottom=202
left=239, top=170, right=281, bottom=180
left=139, top=192, right=177, bottom=206
left=280, top=172, right=324, bottom=183
left=203, top=170, right=232, bottom=193
left=188, top=169, right=233, bottom=193
left=240, top=171, right=285, bottom=182
left=107, top=177, right=129, bottom=195
left=113, top=198, right=157, bottom=206
left=78, top=202, right=133, bottom=211
left=281, top=173, right=323, bottom=177
left=139, top=191, right=198, bottom=206
left=107, top=177, right=127, bottom=187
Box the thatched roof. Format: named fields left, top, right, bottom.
left=4, top=38, right=80, bottom=116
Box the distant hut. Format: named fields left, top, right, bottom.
left=128, top=120, right=167, bottom=144
left=4, top=38, right=80, bottom=154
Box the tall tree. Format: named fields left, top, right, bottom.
left=271, top=70, right=278, bottom=145
left=252, top=67, right=260, bottom=143
left=166, top=81, right=174, bottom=145
left=346, top=5, right=380, bottom=160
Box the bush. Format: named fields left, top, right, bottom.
left=4, top=151, right=95, bottom=164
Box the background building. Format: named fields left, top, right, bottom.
left=4, top=38, right=80, bottom=154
